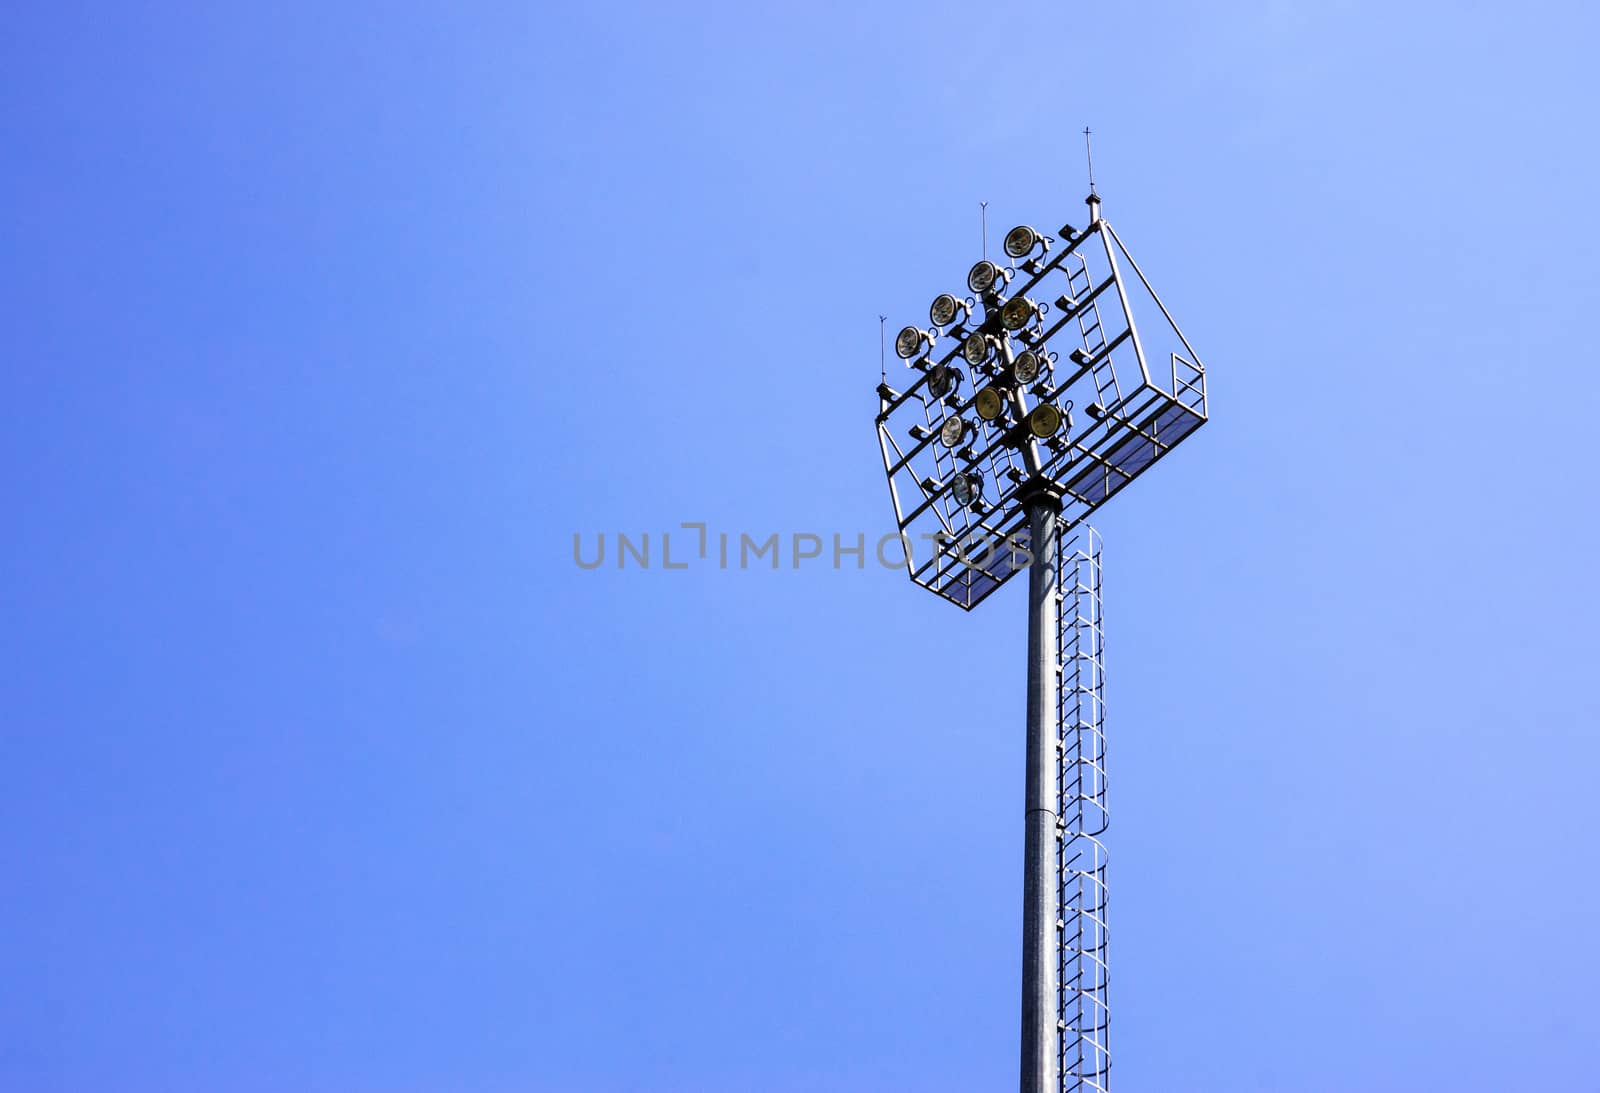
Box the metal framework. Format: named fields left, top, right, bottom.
left=875, top=195, right=1207, bottom=611
left=873, top=191, right=1207, bottom=1093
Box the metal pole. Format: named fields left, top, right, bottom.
left=1021, top=488, right=1062, bottom=1093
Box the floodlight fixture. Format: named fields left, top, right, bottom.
left=1001, top=295, right=1040, bottom=331
left=962, top=332, right=990, bottom=366
left=927, top=363, right=961, bottom=398
left=1012, top=350, right=1042, bottom=384
left=1004, top=224, right=1043, bottom=259
left=967, top=259, right=1004, bottom=295
left=974, top=386, right=1005, bottom=422
left=930, top=293, right=967, bottom=328
left=896, top=325, right=929, bottom=359
left=938, top=416, right=969, bottom=448
left=951, top=471, right=983, bottom=508
left=1027, top=403, right=1065, bottom=438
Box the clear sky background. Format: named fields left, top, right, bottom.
left=3, top=2, right=1598, bottom=1091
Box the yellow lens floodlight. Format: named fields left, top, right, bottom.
left=974, top=387, right=1004, bottom=422
left=1028, top=403, right=1063, bottom=438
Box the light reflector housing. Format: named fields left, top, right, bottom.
left=1012, top=350, right=1041, bottom=384
left=895, top=326, right=927, bottom=359
left=939, top=416, right=969, bottom=448
left=962, top=333, right=989, bottom=366
left=967, top=260, right=1001, bottom=294
left=930, top=293, right=964, bottom=327
left=927, top=364, right=960, bottom=398
left=1028, top=403, right=1064, bottom=438
left=1004, top=225, right=1041, bottom=259
left=1001, top=296, right=1037, bottom=331
left=951, top=471, right=983, bottom=507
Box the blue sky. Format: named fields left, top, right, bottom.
left=3, top=2, right=1599, bottom=1090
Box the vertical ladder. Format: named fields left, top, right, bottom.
left=1061, top=255, right=1125, bottom=413
left=916, top=383, right=961, bottom=591
left=1055, top=527, right=1109, bottom=1092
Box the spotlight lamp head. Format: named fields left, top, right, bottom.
left=962, top=332, right=991, bottom=366
left=895, top=325, right=929, bottom=359
left=1028, top=402, right=1066, bottom=439
left=951, top=471, right=984, bottom=508
left=1000, top=295, right=1039, bottom=331
left=1011, top=350, right=1041, bottom=384
left=974, top=386, right=1005, bottom=422
left=967, top=259, right=1003, bottom=295
left=938, top=415, right=970, bottom=449
left=930, top=293, right=966, bottom=328
left=1003, top=224, right=1042, bottom=259
left=927, top=363, right=962, bottom=398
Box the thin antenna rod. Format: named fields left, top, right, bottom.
left=1084, top=127, right=1097, bottom=196
left=879, top=315, right=887, bottom=382
left=980, top=201, right=989, bottom=259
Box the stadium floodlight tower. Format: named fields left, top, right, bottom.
left=874, top=189, right=1208, bottom=1093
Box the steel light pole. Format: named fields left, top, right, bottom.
left=1021, top=487, right=1062, bottom=1091
left=874, top=189, right=1210, bottom=1093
